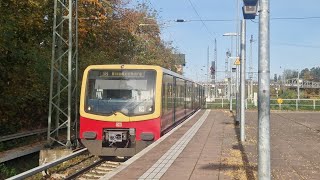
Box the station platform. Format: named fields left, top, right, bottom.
left=101, top=109, right=320, bottom=180
left=102, top=109, right=240, bottom=180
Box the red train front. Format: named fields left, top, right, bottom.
left=79, top=64, right=203, bottom=156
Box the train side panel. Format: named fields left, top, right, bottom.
left=160, top=73, right=202, bottom=133
left=161, top=74, right=175, bottom=132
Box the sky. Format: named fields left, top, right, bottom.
left=137, top=0, right=320, bottom=82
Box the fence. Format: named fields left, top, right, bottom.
left=206, top=98, right=320, bottom=111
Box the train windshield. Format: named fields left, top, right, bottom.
left=85, top=69, right=156, bottom=116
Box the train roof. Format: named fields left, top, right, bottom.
left=85, top=64, right=201, bottom=86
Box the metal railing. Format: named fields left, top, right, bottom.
left=7, top=148, right=87, bottom=180
left=214, top=79, right=320, bottom=89
left=0, top=128, right=47, bottom=143
left=206, top=98, right=320, bottom=111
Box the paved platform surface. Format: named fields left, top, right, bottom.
left=245, top=111, right=320, bottom=179
left=102, top=110, right=320, bottom=180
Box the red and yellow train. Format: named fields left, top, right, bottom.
left=80, top=64, right=204, bottom=156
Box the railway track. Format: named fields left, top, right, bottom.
left=7, top=146, right=126, bottom=180
left=69, top=159, right=123, bottom=180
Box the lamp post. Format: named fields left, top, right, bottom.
left=223, top=32, right=238, bottom=56
left=223, top=33, right=238, bottom=112
left=225, top=50, right=231, bottom=99
left=240, top=20, right=246, bottom=142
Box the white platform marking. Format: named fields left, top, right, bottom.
left=138, top=110, right=210, bottom=180
left=100, top=110, right=202, bottom=180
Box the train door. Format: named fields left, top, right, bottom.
left=161, top=74, right=174, bottom=131
left=175, top=78, right=186, bottom=122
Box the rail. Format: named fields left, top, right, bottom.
left=206, top=98, right=320, bottom=111
left=7, top=148, right=88, bottom=180
left=0, top=128, right=47, bottom=142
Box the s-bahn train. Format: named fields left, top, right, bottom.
left=79, top=64, right=205, bottom=156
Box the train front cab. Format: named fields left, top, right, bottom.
left=80, top=65, right=204, bottom=157
left=80, top=65, right=163, bottom=157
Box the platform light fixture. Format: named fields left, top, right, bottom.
left=242, top=0, right=258, bottom=19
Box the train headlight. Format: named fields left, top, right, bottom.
left=140, top=132, right=154, bottom=141
left=83, top=131, right=97, bottom=140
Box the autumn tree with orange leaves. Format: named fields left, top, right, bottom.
left=0, top=0, right=180, bottom=137
left=77, top=0, right=179, bottom=72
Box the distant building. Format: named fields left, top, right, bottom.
left=173, top=54, right=185, bottom=74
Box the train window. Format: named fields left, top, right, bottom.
left=85, top=69, right=156, bottom=116
left=175, top=78, right=185, bottom=110
left=162, top=74, right=174, bottom=116
left=186, top=81, right=192, bottom=110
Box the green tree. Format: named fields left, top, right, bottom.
left=310, top=67, right=320, bottom=81
left=0, top=0, right=53, bottom=135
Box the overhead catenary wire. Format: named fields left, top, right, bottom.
left=177, top=19, right=234, bottom=22
left=100, top=0, right=151, bottom=28
left=175, top=16, right=320, bottom=23
left=186, top=0, right=216, bottom=42
left=273, top=42, right=320, bottom=48
left=271, top=16, right=320, bottom=20
left=145, top=0, right=184, bottom=49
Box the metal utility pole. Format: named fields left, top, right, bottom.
left=297, top=70, right=300, bottom=100
left=258, top=0, right=271, bottom=179
left=230, top=56, right=234, bottom=112
left=211, top=61, right=215, bottom=98
left=236, top=0, right=240, bottom=57
left=235, top=0, right=241, bottom=124
left=214, top=39, right=218, bottom=98
left=48, top=0, right=79, bottom=148
left=225, top=50, right=230, bottom=98
left=236, top=62, right=240, bottom=122
left=207, top=46, right=210, bottom=101
left=240, top=20, right=246, bottom=142
left=249, top=35, right=254, bottom=102
left=230, top=71, right=233, bottom=112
